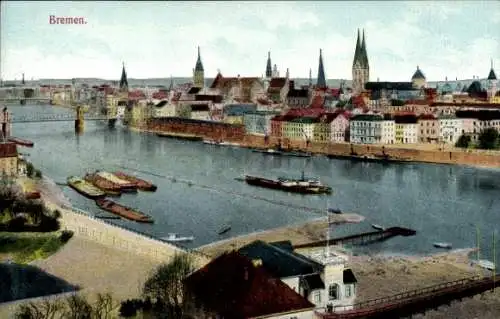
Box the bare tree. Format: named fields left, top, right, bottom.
left=92, top=293, right=116, bottom=319
left=62, top=294, right=92, bottom=319
left=143, top=253, right=195, bottom=318
left=14, top=298, right=64, bottom=319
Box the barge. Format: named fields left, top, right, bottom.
left=156, top=132, right=203, bottom=141
left=67, top=176, right=106, bottom=199
left=95, top=198, right=154, bottom=223
left=84, top=173, right=122, bottom=196
left=8, top=137, right=34, bottom=147
left=112, top=171, right=157, bottom=191
left=253, top=148, right=312, bottom=158
left=95, top=171, right=137, bottom=193
left=244, top=174, right=332, bottom=194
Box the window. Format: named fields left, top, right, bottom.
left=314, top=290, right=321, bottom=304
left=329, top=284, right=339, bottom=300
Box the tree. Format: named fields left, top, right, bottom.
left=26, top=163, right=34, bottom=178
left=34, top=170, right=43, bottom=179
left=455, top=134, right=471, bottom=148
left=143, top=253, right=195, bottom=318
left=478, top=128, right=499, bottom=150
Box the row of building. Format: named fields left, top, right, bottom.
left=243, top=108, right=500, bottom=145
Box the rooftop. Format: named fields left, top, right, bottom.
left=184, top=251, right=314, bottom=318
left=238, top=240, right=324, bottom=278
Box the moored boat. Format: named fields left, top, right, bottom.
left=371, top=224, right=385, bottom=231
left=156, top=132, right=203, bottom=141
left=328, top=208, right=342, bottom=214
left=8, top=137, right=34, bottom=147
left=161, top=233, right=195, bottom=242
left=67, top=176, right=106, bottom=199
left=95, top=171, right=137, bottom=192
left=84, top=173, right=122, bottom=196
left=218, top=224, right=231, bottom=235
left=252, top=148, right=284, bottom=155
left=112, top=171, right=157, bottom=191
left=244, top=175, right=332, bottom=194
left=203, top=139, right=241, bottom=147
left=433, top=242, right=452, bottom=249
left=95, top=198, right=154, bottom=223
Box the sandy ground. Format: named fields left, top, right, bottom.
left=349, top=249, right=500, bottom=319
left=198, top=213, right=365, bottom=257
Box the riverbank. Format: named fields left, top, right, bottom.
left=198, top=213, right=365, bottom=257
left=130, top=120, right=500, bottom=168
left=349, top=249, right=500, bottom=319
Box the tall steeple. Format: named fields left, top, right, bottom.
left=119, top=62, right=128, bottom=92
left=316, top=49, right=326, bottom=88
left=352, top=28, right=370, bottom=93
left=21, top=73, right=25, bottom=85
left=487, top=58, right=497, bottom=80
left=361, top=29, right=369, bottom=68
left=353, top=29, right=361, bottom=67
left=309, top=68, right=312, bottom=87
left=193, top=46, right=205, bottom=88
left=266, top=51, right=272, bottom=78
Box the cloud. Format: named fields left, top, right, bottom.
left=0, top=1, right=497, bottom=81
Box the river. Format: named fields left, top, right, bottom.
left=6, top=104, right=500, bottom=261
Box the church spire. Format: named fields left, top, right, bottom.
left=353, top=29, right=361, bottom=67
left=309, top=68, right=312, bottom=86
left=195, top=46, right=204, bottom=72
left=266, top=51, right=272, bottom=78
left=119, top=62, right=128, bottom=92
left=317, top=49, right=326, bottom=88
left=361, top=29, right=369, bottom=68
left=22, top=73, right=25, bottom=85
left=487, top=58, right=497, bottom=80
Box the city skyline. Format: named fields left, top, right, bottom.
left=1, top=1, right=499, bottom=82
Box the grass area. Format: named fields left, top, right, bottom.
left=0, top=232, right=68, bottom=264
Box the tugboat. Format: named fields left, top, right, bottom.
left=112, top=171, right=157, bottom=192
left=244, top=171, right=332, bottom=194
left=67, top=176, right=106, bottom=199
left=95, top=198, right=154, bottom=223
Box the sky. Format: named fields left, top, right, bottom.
left=1, top=1, right=499, bottom=81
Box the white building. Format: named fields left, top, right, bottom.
left=238, top=240, right=357, bottom=313
left=349, top=114, right=384, bottom=144
left=438, top=115, right=463, bottom=144
left=381, top=119, right=395, bottom=144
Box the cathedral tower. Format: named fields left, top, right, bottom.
left=352, top=29, right=370, bottom=93
left=487, top=59, right=497, bottom=100
left=317, top=49, right=326, bottom=88
left=119, top=62, right=128, bottom=92
left=193, top=46, right=205, bottom=88
left=265, top=51, right=272, bottom=79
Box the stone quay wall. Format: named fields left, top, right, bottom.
left=242, top=134, right=500, bottom=168
left=59, top=205, right=210, bottom=265
left=132, top=118, right=499, bottom=168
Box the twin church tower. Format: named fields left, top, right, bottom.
left=189, top=28, right=370, bottom=92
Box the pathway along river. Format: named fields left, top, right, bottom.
left=7, top=105, right=500, bottom=260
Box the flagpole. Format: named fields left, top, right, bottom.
left=494, top=231, right=496, bottom=291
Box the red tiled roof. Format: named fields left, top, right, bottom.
left=269, top=77, right=287, bottom=88
left=184, top=251, right=314, bottom=318
left=0, top=142, right=17, bottom=158
left=309, top=95, right=324, bottom=109
left=418, top=114, right=437, bottom=120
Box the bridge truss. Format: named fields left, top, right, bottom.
left=10, top=113, right=114, bottom=123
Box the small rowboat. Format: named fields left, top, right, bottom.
left=433, top=242, right=452, bottom=249
left=371, top=224, right=385, bottom=231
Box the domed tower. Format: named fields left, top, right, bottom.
left=411, top=66, right=426, bottom=89
left=487, top=59, right=497, bottom=100
left=193, top=46, right=205, bottom=88
left=352, top=29, right=370, bottom=94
